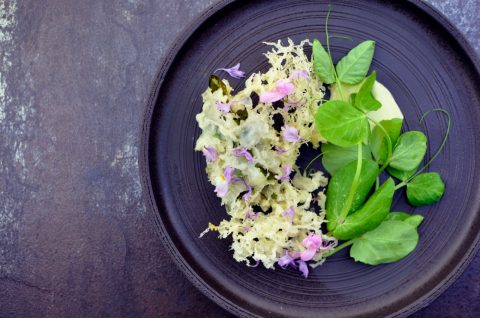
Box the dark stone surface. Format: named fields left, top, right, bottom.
left=0, top=0, right=478, bottom=317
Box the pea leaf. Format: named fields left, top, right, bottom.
left=336, top=40, right=376, bottom=85
left=406, top=172, right=445, bottom=206
left=389, top=131, right=427, bottom=171
left=321, top=143, right=372, bottom=175
left=369, top=118, right=403, bottom=165
left=386, top=212, right=424, bottom=229
left=350, top=220, right=419, bottom=265
left=315, top=100, right=369, bottom=147
left=209, top=75, right=228, bottom=95
left=326, top=159, right=379, bottom=232
left=333, top=178, right=395, bottom=240
left=386, top=166, right=417, bottom=181
left=354, top=71, right=381, bottom=112
left=312, top=39, right=336, bottom=84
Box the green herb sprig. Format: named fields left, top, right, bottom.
left=312, top=8, right=450, bottom=265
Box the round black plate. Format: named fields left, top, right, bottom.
left=140, top=0, right=480, bottom=317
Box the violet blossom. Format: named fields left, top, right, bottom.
left=282, top=206, right=295, bottom=224
left=202, top=146, right=218, bottom=162
left=282, top=124, right=301, bottom=143
left=277, top=251, right=298, bottom=269
left=232, top=147, right=254, bottom=163
left=275, top=145, right=288, bottom=154
left=297, top=260, right=309, bottom=278
left=259, top=79, right=295, bottom=103
left=276, top=164, right=292, bottom=181
left=290, top=69, right=310, bottom=80
left=215, top=101, right=231, bottom=113
left=242, top=180, right=253, bottom=201
left=215, top=63, right=245, bottom=79
left=214, top=166, right=235, bottom=197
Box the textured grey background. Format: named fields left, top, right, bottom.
left=0, top=0, right=478, bottom=317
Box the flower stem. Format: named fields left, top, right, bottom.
left=323, top=240, right=354, bottom=257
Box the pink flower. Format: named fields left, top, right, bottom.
left=282, top=125, right=301, bottom=143
left=202, top=146, right=218, bottom=162
left=232, top=147, right=254, bottom=163
left=300, top=233, right=323, bottom=261
left=215, top=101, right=231, bottom=113
left=276, top=164, right=292, bottom=181
left=215, top=63, right=245, bottom=79
left=282, top=206, right=295, bottom=224
left=290, top=69, right=310, bottom=80
left=259, top=79, right=295, bottom=103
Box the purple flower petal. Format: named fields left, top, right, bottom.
left=245, top=208, right=258, bottom=220
left=290, top=69, right=310, bottom=80
left=275, top=79, right=295, bottom=95
left=297, top=260, right=309, bottom=278
left=247, top=260, right=260, bottom=267
left=319, top=239, right=337, bottom=252
left=224, top=166, right=235, bottom=183
left=242, top=226, right=251, bottom=233
left=300, top=248, right=317, bottom=262
left=214, top=182, right=228, bottom=197
left=215, top=63, right=245, bottom=79
left=282, top=125, right=301, bottom=143
left=214, top=166, right=235, bottom=197
left=259, top=78, right=295, bottom=103
left=242, top=181, right=252, bottom=201
left=259, top=90, right=285, bottom=103
left=281, top=206, right=295, bottom=224
left=275, top=146, right=288, bottom=154
left=276, top=164, right=292, bottom=181
left=277, top=251, right=298, bottom=269
left=202, top=146, right=218, bottom=162
left=232, top=147, right=254, bottom=163
left=215, top=101, right=231, bottom=113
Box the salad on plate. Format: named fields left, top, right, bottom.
left=195, top=14, right=449, bottom=278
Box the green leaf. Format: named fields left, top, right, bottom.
left=315, top=100, right=369, bottom=147
left=369, top=118, right=403, bottom=165
left=354, top=71, right=381, bottom=112
left=386, top=212, right=424, bottom=229
left=312, top=39, right=336, bottom=84
left=336, top=40, right=376, bottom=85
left=350, top=220, right=419, bottom=265
left=389, top=131, right=427, bottom=171
left=321, top=143, right=372, bottom=175
left=333, top=178, right=395, bottom=240
left=406, top=172, right=445, bottom=206
left=386, top=166, right=417, bottom=181
left=209, top=75, right=228, bottom=95
left=326, top=159, right=379, bottom=232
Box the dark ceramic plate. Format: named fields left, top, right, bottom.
left=140, top=0, right=480, bottom=317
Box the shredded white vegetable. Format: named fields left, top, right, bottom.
left=195, top=39, right=336, bottom=269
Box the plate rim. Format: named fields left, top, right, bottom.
left=139, top=0, right=480, bottom=317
